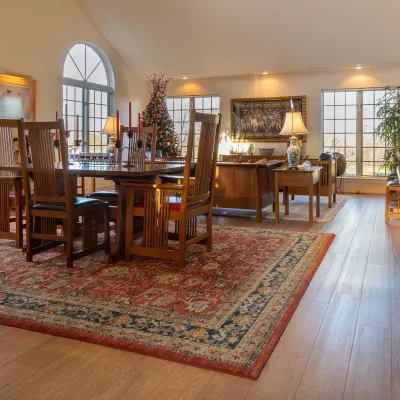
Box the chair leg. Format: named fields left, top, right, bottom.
left=62, top=220, right=68, bottom=253
left=66, top=219, right=74, bottom=268
left=25, top=214, right=33, bottom=262
left=104, top=208, right=110, bottom=254
left=206, top=212, right=212, bottom=252
left=125, top=190, right=133, bottom=262
left=178, top=217, right=186, bottom=268
left=15, top=206, right=23, bottom=249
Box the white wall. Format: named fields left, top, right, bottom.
left=168, top=67, right=400, bottom=193
left=0, top=0, right=147, bottom=123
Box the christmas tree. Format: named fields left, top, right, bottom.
left=141, top=74, right=181, bottom=157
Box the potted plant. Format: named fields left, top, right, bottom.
left=375, top=87, right=400, bottom=179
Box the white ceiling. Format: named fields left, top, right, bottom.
left=75, top=0, right=400, bottom=78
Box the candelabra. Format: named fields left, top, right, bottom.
left=68, top=139, right=82, bottom=163
left=118, top=130, right=145, bottom=169
left=53, top=130, right=80, bottom=163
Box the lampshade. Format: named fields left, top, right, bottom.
left=280, top=112, right=308, bottom=136
left=102, top=116, right=117, bottom=135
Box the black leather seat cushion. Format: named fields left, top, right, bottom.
left=88, top=190, right=118, bottom=198
left=32, top=197, right=107, bottom=211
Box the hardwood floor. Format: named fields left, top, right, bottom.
left=0, top=194, right=399, bottom=400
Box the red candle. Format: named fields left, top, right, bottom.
left=116, top=110, right=120, bottom=141
left=55, top=111, right=59, bottom=140
left=64, top=104, right=68, bottom=131
left=129, top=102, right=132, bottom=130
left=76, top=114, right=79, bottom=141
left=138, top=112, right=141, bottom=140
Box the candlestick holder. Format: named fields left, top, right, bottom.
left=114, top=139, right=122, bottom=164
left=53, top=139, right=61, bottom=162
left=123, top=130, right=136, bottom=168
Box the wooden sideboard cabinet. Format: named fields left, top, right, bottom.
left=213, top=161, right=284, bottom=222
left=220, top=155, right=337, bottom=207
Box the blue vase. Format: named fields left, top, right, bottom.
left=287, top=137, right=301, bottom=169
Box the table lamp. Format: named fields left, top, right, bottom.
left=102, top=116, right=117, bottom=154
left=280, top=108, right=308, bottom=170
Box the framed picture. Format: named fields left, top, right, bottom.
left=230, top=96, right=306, bottom=142
left=0, top=73, right=36, bottom=120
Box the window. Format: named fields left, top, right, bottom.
left=166, top=95, right=220, bottom=156
left=62, top=43, right=114, bottom=153
left=362, top=90, right=395, bottom=176
left=322, top=88, right=396, bottom=177
left=322, top=91, right=358, bottom=176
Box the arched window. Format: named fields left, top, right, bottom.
left=63, top=43, right=114, bottom=153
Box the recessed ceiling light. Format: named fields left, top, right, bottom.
left=262, top=71, right=269, bottom=75
left=182, top=76, right=188, bottom=79
left=356, top=66, right=363, bottom=70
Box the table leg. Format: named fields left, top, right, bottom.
left=328, top=189, right=332, bottom=208
left=256, top=167, right=262, bottom=223
left=274, top=172, right=279, bottom=225
left=308, top=184, right=313, bottom=225
left=316, top=180, right=321, bottom=218
left=256, top=207, right=262, bottom=223
left=385, top=187, right=389, bottom=223
left=284, top=187, right=289, bottom=215
left=108, top=182, right=127, bottom=263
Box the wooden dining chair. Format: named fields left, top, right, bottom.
left=124, top=110, right=222, bottom=267
left=18, top=119, right=110, bottom=268
left=0, top=119, right=24, bottom=248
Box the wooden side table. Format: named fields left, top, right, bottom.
left=385, top=181, right=400, bottom=223
left=274, top=166, right=322, bottom=225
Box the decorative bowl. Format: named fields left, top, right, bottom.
left=258, top=148, right=275, bottom=156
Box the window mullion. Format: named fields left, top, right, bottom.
left=356, top=91, right=363, bottom=177
left=83, top=88, right=89, bottom=153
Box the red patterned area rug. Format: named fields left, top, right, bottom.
left=0, top=227, right=334, bottom=379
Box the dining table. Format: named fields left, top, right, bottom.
left=0, top=162, right=186, bottom=263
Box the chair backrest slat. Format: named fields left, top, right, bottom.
left=0, top=119, right=19, bottom=177
left=28, top=128, right=58, bottom=197
left=183, top=110, right=222, bottom=201
left=19, top=120, right=71, bottom=207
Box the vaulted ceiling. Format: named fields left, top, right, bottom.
left=75, top=0, right=400, bottom=78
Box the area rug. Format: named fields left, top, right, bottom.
left=0, top=227, right=334, bottom=379
left=213, top=194, right=348, bottom=223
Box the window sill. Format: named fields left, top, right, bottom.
left=342, top=176, right=387, bottom=183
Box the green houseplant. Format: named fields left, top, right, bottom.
left=375, top=87, right=400, bottom=174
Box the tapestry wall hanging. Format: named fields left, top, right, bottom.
left=230, top=96, right=306, bottom=142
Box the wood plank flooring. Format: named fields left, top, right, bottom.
left=0, top=195, right=399, bottom=400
